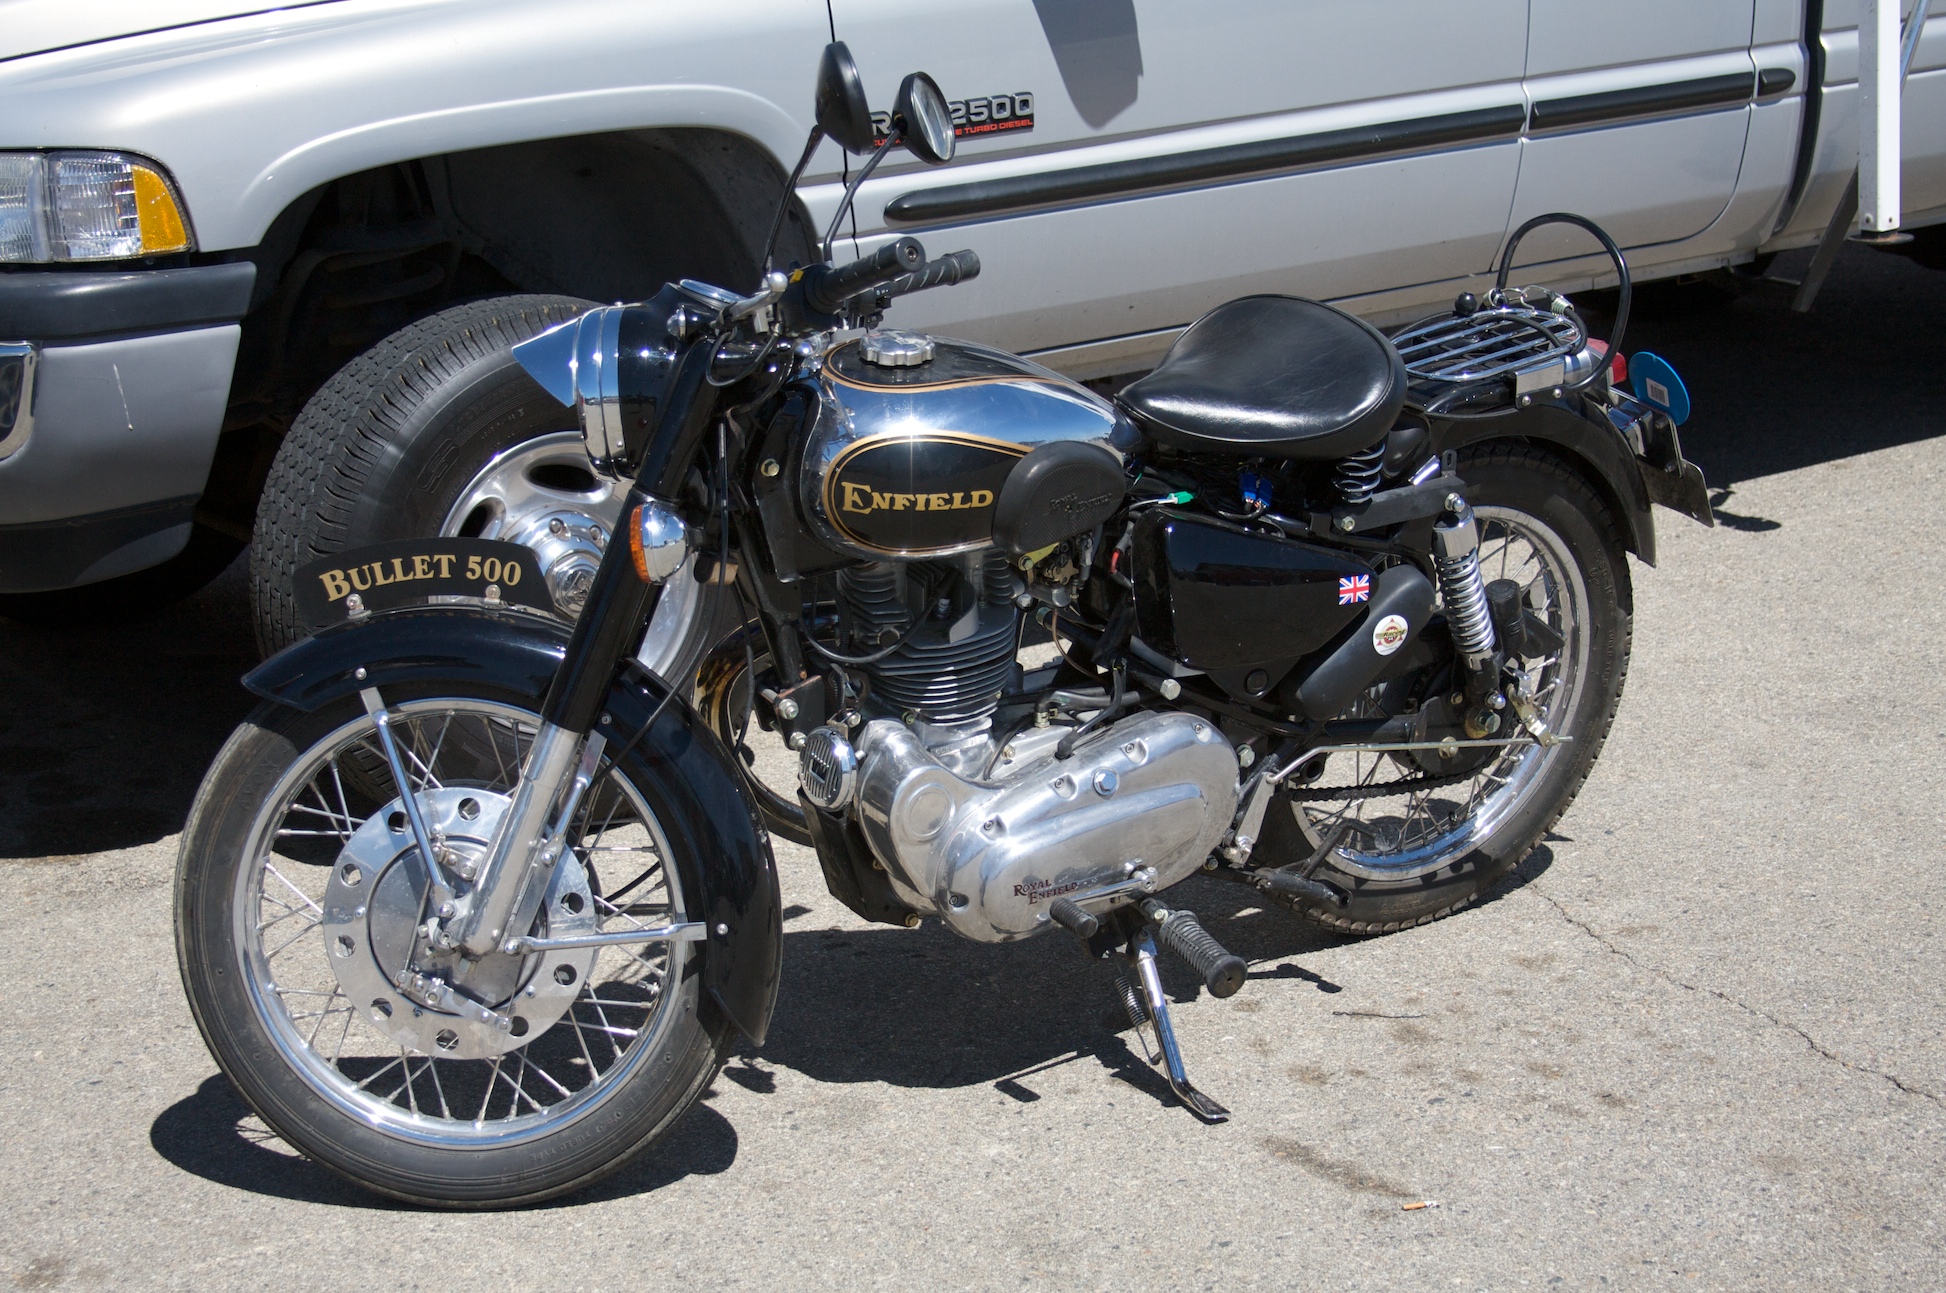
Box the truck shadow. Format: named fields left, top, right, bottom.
left=1577, top=243, right=1946, bottom=492
left=0, top=556, right=259, bottom=859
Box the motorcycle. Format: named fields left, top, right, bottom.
left=175, top=43, right=1712, bottom=1206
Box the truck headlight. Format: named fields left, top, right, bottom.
left=0, top=151, right=193, bottom=263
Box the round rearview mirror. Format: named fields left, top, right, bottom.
left=815, top=42, right=876, bottom=155
left=894, top=72, right=956, bottom=166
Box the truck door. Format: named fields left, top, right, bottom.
left=1509, top=2, right=1759, bottom=264
left=824, top=0, right=1527, bottom=373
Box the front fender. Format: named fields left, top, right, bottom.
left=242, top=606, right=782, bottom=1045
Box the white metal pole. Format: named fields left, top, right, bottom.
left=1860, top=0, right=1906, bottom=233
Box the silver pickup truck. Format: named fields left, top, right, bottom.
left=0, top=0, right=1940, bottom=626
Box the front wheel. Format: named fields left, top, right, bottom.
left=175, top=688, right=729, bottom=1206
left=1258, top=443, right=1633, bottom=934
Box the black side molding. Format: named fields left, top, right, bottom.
left=0, top=262, right=256, bottom=341
left=1529, top=71, right=1756, bottom=132
left=1758, top=67, right=1798, bottom=98
left=884, top=104, right=1527, bottom=225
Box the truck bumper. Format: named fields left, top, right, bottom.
left=0, top=263, right=252, bottom=594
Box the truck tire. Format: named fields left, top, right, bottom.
left=251, top=295, right=719, bottom=681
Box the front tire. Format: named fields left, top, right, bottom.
left=1260, top=443, right=1633, bottom=934
left=176, top=688, right=729, bottom=1207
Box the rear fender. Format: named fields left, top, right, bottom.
left=1432, top=400, right=1659, bottom=566
left=242, top=607, right=782, bottom=1045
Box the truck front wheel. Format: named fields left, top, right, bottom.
left=251, top=296, right=713, bottom=680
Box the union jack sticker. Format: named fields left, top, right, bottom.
left=1339, top=574, right=1371, bottom=605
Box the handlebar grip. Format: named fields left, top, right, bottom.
left=1148, top=905, right=1247, bottom=999
left=804, top=236, right=926, bottom=314
left=886, top=249, right=981, bottom=297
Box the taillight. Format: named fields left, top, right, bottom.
left=1608, top=350, right=1628, bottom=386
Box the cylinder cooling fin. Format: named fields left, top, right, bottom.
left=838, top=551, right=1020, bottom=724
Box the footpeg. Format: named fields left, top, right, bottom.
left=1251, top=868, right=1349, bottom=909
left=1050, top=896, right=1100, bottom=939
left=1124, top=929, right=1230, bottom=1122
left=1141, top=900, right=1246, bottom=998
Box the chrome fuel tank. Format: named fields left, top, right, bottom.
left=800, top=334, right=1136, bottom=560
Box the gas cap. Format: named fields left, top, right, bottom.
left=860, top=330, right=935, bottom=367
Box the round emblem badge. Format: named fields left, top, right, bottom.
left=1371, top=613, right=1410, bottom=657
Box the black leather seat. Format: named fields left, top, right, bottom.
left=1118, top=296, right=1407, bottom=461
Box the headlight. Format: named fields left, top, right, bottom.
left=0, top=151, right=194, bottom=264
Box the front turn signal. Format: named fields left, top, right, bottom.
left=629, top=499, right=690, bottom=584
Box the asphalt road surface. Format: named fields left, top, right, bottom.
left=2, top=245, right=1943, bottom=1290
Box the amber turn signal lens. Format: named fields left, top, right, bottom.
left=131, top=165, right=190, bottom=254
left=628, top=503, right=651, bottom=582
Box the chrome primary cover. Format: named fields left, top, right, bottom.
left=849, top=711, right=1239, bottom=942
left=801, top=336, right=1135, bottom=560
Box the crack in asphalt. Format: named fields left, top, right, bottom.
left=1528, top=884, right=1944, bottom=1107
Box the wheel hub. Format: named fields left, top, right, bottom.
left=320, top=786, right=596, bottom=1060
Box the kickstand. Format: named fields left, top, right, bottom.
left=1122, top=929, right=1229, bottom=1123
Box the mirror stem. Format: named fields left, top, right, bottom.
left=762, top=127, right=826, bottom=275
left=821, top=131, right=900, bottom=264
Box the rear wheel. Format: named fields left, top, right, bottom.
left=176, top=688, right=728, bottom=1206
left=1258, top=444, right=1632, bottom=933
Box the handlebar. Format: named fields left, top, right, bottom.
left=839, top=249, right=982, bottom=316
left=802, top=236, right=925, bottom=315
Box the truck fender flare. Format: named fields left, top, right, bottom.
left=241, top=606, right=782, bottom=1045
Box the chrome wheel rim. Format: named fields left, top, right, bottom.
left=234, top=698, right=689, bottom=1149
left=1301, top=505, right=1591, bottom=882
left=441, top=430, right=709, bottom=680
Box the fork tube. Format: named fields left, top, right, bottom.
left=455, top=337, right=720, bottom=958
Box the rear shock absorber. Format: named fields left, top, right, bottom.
left=1334, top=441, right=1386, bottom=506
left=1431, top=494, right=1498, bottom=694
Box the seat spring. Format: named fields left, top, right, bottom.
left=1335, top=442, right=1386, bottom=506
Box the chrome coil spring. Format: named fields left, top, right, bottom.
left=1334, top=442, right=1387, bottom=505
left=1433, top=544, right=1495, bottom=663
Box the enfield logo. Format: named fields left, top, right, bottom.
left=874, top=92, right=1035, bottom=143
left=1013, top=875, right=1087, bottom=904
left=838, top=481, right=995, bottom=515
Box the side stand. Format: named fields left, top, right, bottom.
left=1118, top=930, right=1229, bottom=1123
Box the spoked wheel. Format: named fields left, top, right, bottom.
left=1258, top=445, right=1633, bottom=933
left=176, top=688, right=729, bottom=1207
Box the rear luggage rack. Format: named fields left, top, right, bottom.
left=1391, top=297, right=1584, bottom=385
left=1390, top=211, right=1632, bottom=416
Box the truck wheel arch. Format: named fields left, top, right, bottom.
left=206, top=127, right=813, bottom=541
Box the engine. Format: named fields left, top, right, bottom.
left=801, top=549, right=1242, bottom=944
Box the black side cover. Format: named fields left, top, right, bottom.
left=991, top=440, right=1125, bottom=556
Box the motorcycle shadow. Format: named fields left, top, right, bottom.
left=148, top=1072, right=740, bottom=1210
left=752, top=874, right=1370, bottom=1100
